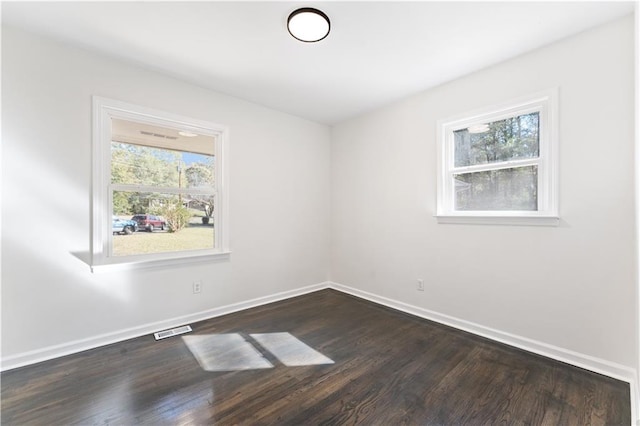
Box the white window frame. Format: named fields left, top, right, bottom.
left=91, top=97, right=230, bottom=272
left=436, top=89, right=559, bottom=226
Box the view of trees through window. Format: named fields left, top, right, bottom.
left=453, top=112, right=539, bottom=211
left=111, top=138, right=216, bottom=256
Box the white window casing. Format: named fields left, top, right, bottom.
left=92, top=97, right=230, bottom=272
left=436, top=89, right=559, bottom=226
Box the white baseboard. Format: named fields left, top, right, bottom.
left=328, top=282, right=638, bottom=386
left=1, top=282, right=328, bottom=371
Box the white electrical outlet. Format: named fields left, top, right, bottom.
left=417, top=279, right=424, bottom=291
left=193, top=281, right=202, bottom=294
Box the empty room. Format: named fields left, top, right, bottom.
left=1, top=1, right=639, bottom=424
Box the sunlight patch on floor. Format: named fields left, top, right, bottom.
left=182, top=333, right=273, bottom=371
left=182, top=332, right=333, bottom=372
left=250, top=332, right=334, bottom=367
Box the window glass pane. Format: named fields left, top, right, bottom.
left=112, top=191, right=215, bottom=256
left=454, top=112, right=539, bottom=167
left=454, top=166, right=538, bottom=211
left=111, top=142, right=215, bottom=189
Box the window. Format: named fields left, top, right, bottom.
left=436, top=90, right=558, bottom=225
left=92, top=97, right=230, bottom=271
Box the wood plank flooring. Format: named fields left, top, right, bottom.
left=1, top=289, right=631, bottom=425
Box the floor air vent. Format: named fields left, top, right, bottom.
left=154, top=325, right=193, bottom=340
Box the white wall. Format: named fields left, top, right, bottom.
left=1, top=26, right=331, bottom=364
left=331, top=15, right=636, bottom=370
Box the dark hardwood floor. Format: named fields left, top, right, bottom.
left=1, top=289, right=630, bottom=425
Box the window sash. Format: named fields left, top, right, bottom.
left=452, top=165, right=539, bottom=212
left=449, top=157, right=540, bottom=174
left=109, top=189, right=217, bottom=258
left=444, top=150, right=544, bottom=213
left=452, top=112, right=540, bottom=168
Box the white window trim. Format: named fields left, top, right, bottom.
left=436, top=89, right=559, bottom=226
left=91, top=97, right=231, bottom=272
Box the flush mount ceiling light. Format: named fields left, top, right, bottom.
left=287, top=8, right=330, bottom=43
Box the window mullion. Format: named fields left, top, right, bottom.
left=451, top=157, right=540, bottom=174
left=110, top=183, right=216, bottom=196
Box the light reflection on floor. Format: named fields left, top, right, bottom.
left=182, top=332, right=334, bottom=372
left=182, top=333, right=273, bottom=371
left=250, top=332, right=334, bottom=367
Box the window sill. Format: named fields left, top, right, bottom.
left=436, top=215, right=559, bottom=226
left=91, top=250, right=231, bottom=273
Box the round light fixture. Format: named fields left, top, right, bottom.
left=287, top=8, right=330, bottom=43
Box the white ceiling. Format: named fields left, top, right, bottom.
left=2, top=1, right=635, bottom=125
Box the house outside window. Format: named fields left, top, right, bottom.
left=92, top=97, right=230, bottom=271
left=436, top=90, right=558, bottom=226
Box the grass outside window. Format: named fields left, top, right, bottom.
left=113, top=217, right=214, bottom=256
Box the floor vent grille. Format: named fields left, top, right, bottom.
left=154, top=325, right=193, bottom=340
